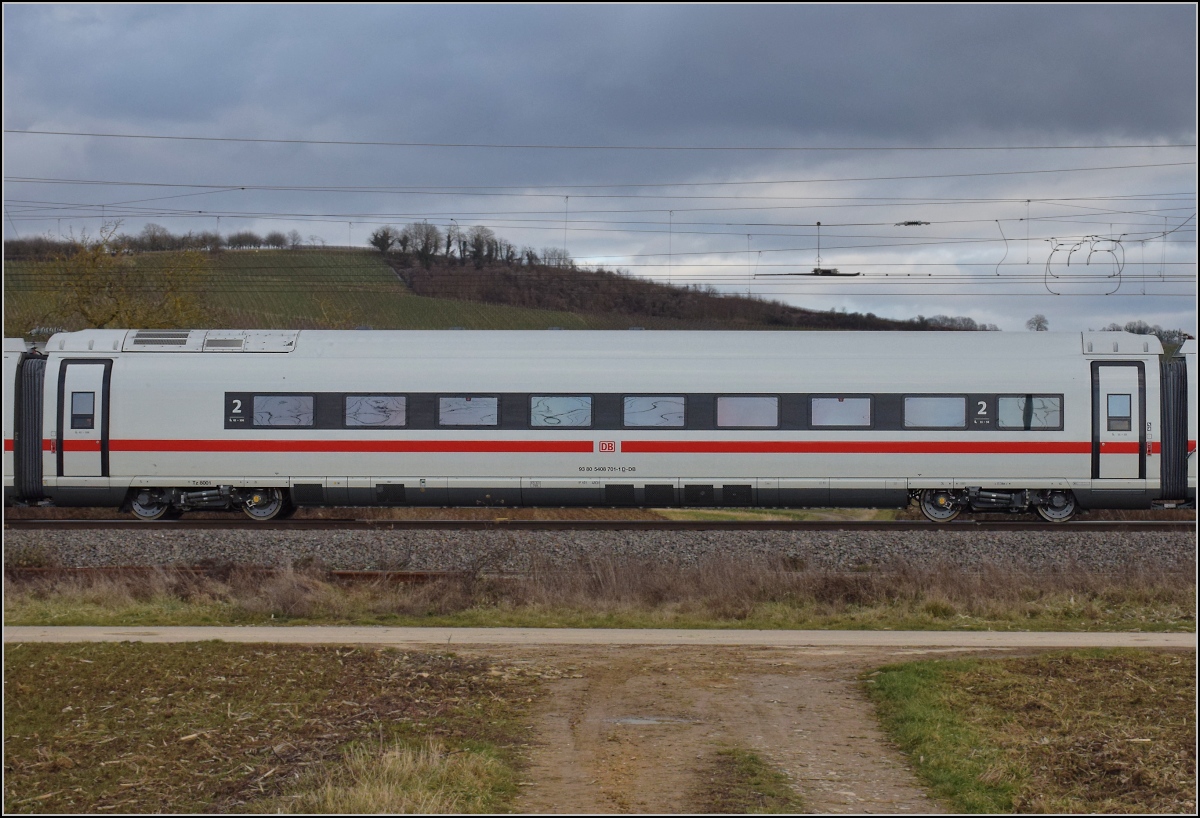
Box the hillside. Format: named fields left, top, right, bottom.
left=390, top=255, right=911, bottom=331
left=4, top=247, right=943, bottom=336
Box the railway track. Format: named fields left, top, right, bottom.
left=3, top=518, right=1192, bottom=532
left=3, top=565, right=465, bottom=584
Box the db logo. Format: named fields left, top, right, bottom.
left=599, top=441, right=616, bottom=453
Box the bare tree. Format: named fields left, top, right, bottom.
left=264, top=231, right=288, bottom=249
left=540, top=246, right=573, bottom=268
left=403, top=222, right=442, bottom=268
left=139, top=223, right=175, bottom=252
left=287, top=230, right=304, bottom=250
left=195, top=231, right=225, bottom=252
left=368, top=226, right=400, bottom=254
left=468, top=225, right=496, bottom=268
left=1025, top=314, right=1050, bottom=331
left=1103, top=320, right=1189, bottom=347
left=497, top=238, right=517, bottom=265
left=227, top=230, right=264, bottom=249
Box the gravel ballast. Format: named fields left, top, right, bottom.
left=4, top=527, right=1195, bottom=573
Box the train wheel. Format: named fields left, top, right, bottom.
left=919, top=489, right=962, bottom=522
left=130, top=490, right=173, bottom=521
left=1036, top=491, right=1077, bottom=523
left=242, top=488, right=290, bottom=522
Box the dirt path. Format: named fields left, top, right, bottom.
left=455, top=644, right=969, bottom=814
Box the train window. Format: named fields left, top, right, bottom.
left=1107, top=394, right=1132, bottom=432
left=716, top=396, right=779, bottom=428
left=998, top=396, right=1062, bottom=430
left=253, top=395, right=314, bottom=426
left=70, top=391, right=95, bottom=429
left=345, top=395, right=407, bottom=427
left=439, top=396, right=499, bottom=426
left=904, top=396, right=966, bottom=428
left=810, top=397, right=871, bottom=427
left=624, top=396, right=685, bottom=427
left=531, top=396, right=592, bottom=427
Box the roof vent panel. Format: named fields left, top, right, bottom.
left=123, top=330, right=205, bottom=351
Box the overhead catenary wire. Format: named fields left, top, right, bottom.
left=5, top=134, right=1192, bottom=318
left=5, top=161, right=1196, bottom=197
left=9, top=177, right=1192, bottom=205
left=6, top=193, right=1194, bottom=229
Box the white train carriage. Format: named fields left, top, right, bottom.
left=3, top=329, right=1196, bottom=522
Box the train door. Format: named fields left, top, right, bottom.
left=1092, top=362, right=1145, bottom=481
left=57, top=359, right=112, bottom=477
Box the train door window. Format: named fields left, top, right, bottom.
left=70, top=391, right=95, bottom=429
left=439, top=396, right=499, bottom=426
left=345, top=395, right=407, bottom=427
left=903, top=396, right=966, bottom=429
left=998, top=396, right=1063, bottom=430
left=810, top=397, right=871, bottom=427
left=623, top=396, right=685, bottom=427
left=531, top=396, right=592, bottom=427
left=716, top=396, right=779, bottom=428
left=1107, top=394, right=1132, bottom=431
left=253, top=395, right=314, bottom=426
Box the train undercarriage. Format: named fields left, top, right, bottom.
left=110, top=484, right=1102, bottom=523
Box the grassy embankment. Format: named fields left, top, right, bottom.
left=866, top=649, right=1196, bottom=813
left=5, top=554, right=1193, bottom=632
left=4, top=248, right=844, bottom=333
left=4, top=250, right=617, bottom=333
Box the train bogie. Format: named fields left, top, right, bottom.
left=4, top=329, right=1195, bottom=522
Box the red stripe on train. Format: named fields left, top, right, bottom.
left=60, top=440, right=102, bottom=452
left=1099, top=442, right=1141, bottom=455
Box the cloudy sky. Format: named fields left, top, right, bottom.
left=4, top=4, right=1195, bottom=332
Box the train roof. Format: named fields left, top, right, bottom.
left=29, top=328, right=1165, bottom=358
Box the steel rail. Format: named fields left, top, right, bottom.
left=3, top=565, right=465, bottom=584
left=3, top=518, right=1193, bottom=532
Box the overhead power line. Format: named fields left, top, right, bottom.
left=6, top=162, right=1196, bottom=195
left=5, top=129, right=1197, bottom=152
left=8, top=178, right=1191, bottom=203
left=7, top=197, right=1193, bottom=235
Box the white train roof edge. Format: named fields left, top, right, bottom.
left=18, top=329, right=1170, bottom=359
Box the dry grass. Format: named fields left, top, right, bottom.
left=502, top=554, right=1197, bottom=631
left=5, top=554, right=1195, bottom=632
left=868, top=650, right=1196, bottom=813
left=3, top=643, right=535, bottom=814
left=251, top=740, right=508, bottom=814
left=966, top=651, right=1196, bottom=813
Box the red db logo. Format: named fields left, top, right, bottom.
left=599, top=441, right=616, bottom=453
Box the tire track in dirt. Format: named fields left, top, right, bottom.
left=503, top=645, right=956, bottom=814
